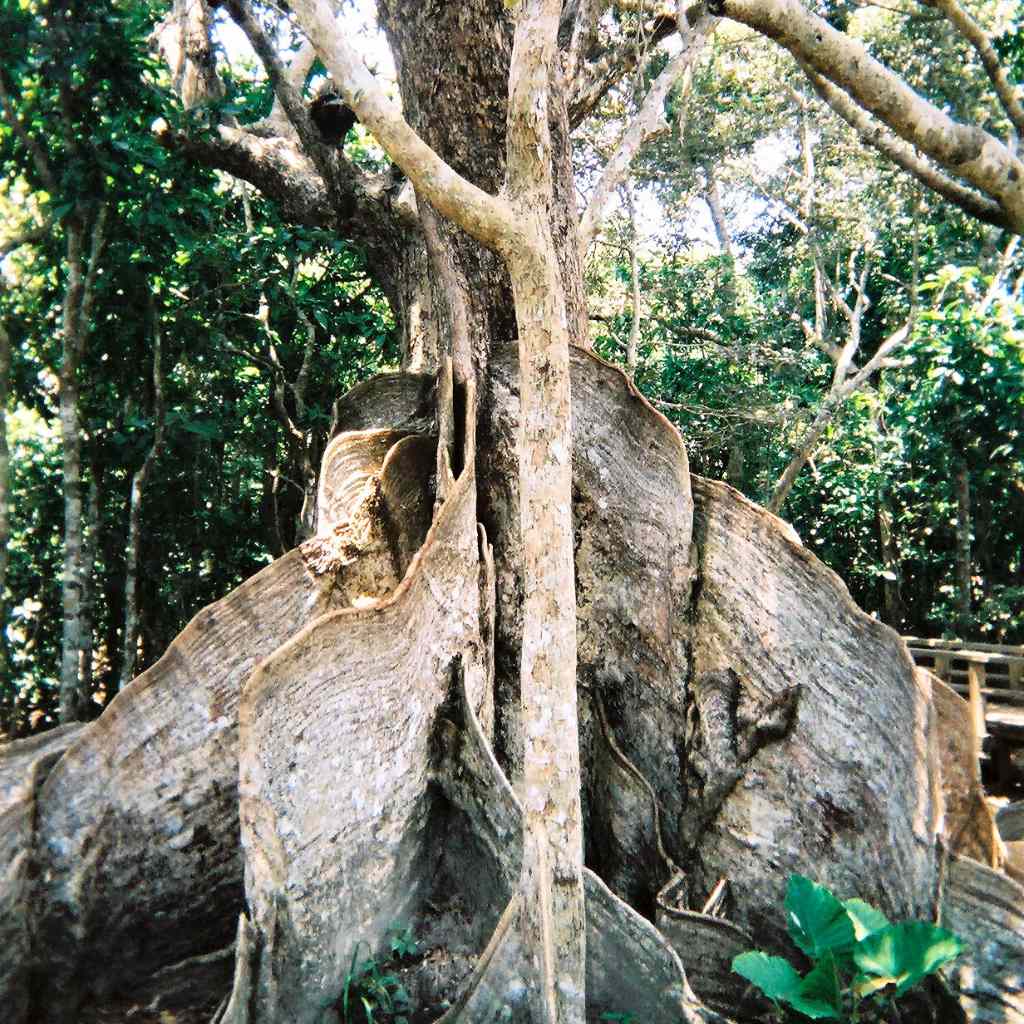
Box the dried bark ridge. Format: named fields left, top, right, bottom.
left=0, top=389, right=435, bottom=1022
left=237, top=466, right=485, bottom=1023
left=214, top=346, right=726, bottom=1024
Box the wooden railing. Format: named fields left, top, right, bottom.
left=902, top=636, right=1024, bottom=701
left=904, top=637, right=1024, bottom=786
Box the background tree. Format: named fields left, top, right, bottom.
left=0, top=0, right=395, bottom=733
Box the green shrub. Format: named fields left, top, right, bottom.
left=338, top=926, right=420, bottom=1023
left=732, top=874, right=964, bottom=1021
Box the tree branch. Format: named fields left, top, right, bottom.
left=568, top=11, right=680, bottom=125
left=624, top=186, right=642, bottom=375
left=154, top=0, right=414, bottom=290
left=224, top=0, right=347, bottom=189
left=927, top=0, right=1024, bottom=138
left=253, top=40, right=318, bottom=137
left=801, top=65, right=1011, bottom=230
left=155, top=123, right=335, bottom=228
left=0, top=74, right=58, bottom=195
left=768, top=319, right=912, bottom=514
left=150, top=0, right=225, bottom=109
left=289, top=0, right=516, bottom=253
left=981, top=234, right=1020, bottom=309
left=78, top=205, right=109, bottom=344
left=578, top=11, right=715, bottom=255
left=716, top=0, right=1024, bottom=231
left=565, top=0, right=612, bottom=79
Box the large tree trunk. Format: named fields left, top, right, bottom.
left=3, top=349, right=1015, bottom=1023
left=4, top=2, right=1024, bottom=1022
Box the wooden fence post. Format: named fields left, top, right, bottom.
left=968, top=661, right=988, bottom=765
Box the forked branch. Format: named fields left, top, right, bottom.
left=288, top=0, right=516, bottom=252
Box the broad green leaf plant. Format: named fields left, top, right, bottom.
left=732, top=874, right=964, bottom=1022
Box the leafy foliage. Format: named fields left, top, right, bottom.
left=338, top=927, right=422, bottom=1024
left=0, top=0, right=396, bottom=733
left=733, top=874, right=964, bottom=1021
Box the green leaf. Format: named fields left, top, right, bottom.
left=178, top=417, right=220, bottom=440
left=731, top=951, right=803, bottom=1003
left=853, top=921, right=965, bottom=997
left=49, top=200, right=75, bottom=220
left=732, top=950, right=842, bottom=1019
left=842, top=898, right=890, bottom=940
left=789, top=952, right=842, bottom=1019
left=785, top=874, right=857, bottom=959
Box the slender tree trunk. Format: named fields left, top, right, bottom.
left=120, top=311, right=166, bottom=691
left=624, top=186, right=641, bottom=376
left=58, top=205, right=107, bottom=723
left=58, top=219, right=88, bottom=724
left=955, top=455, right=973, bottom=638
left=768, top=320, right=910, bottom=515
left=792, top=91, right=827, bottom=337
left=92, top=482, right=127, bottom=708
left=704, top=163, right=736, bottom=318
left=120, top=474, right=146, bottom=690
left=704, top=171, right=732, bottom=262
left=261, top=456, right=287, bottom=558
left=507, top=5, right=585, bottom=1018
left=0, top=312, right=11, bottom=735
left=77, top=473, right=100, bottom=711
left=873, top=412, right=904, bottom=628
left=877, top=487, right=904, bottom=628
left=58, top=386, right=85, bottom=723
left=703, top=163, right=746, bottom=479
left=725, top=442, right=745, bottom=489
